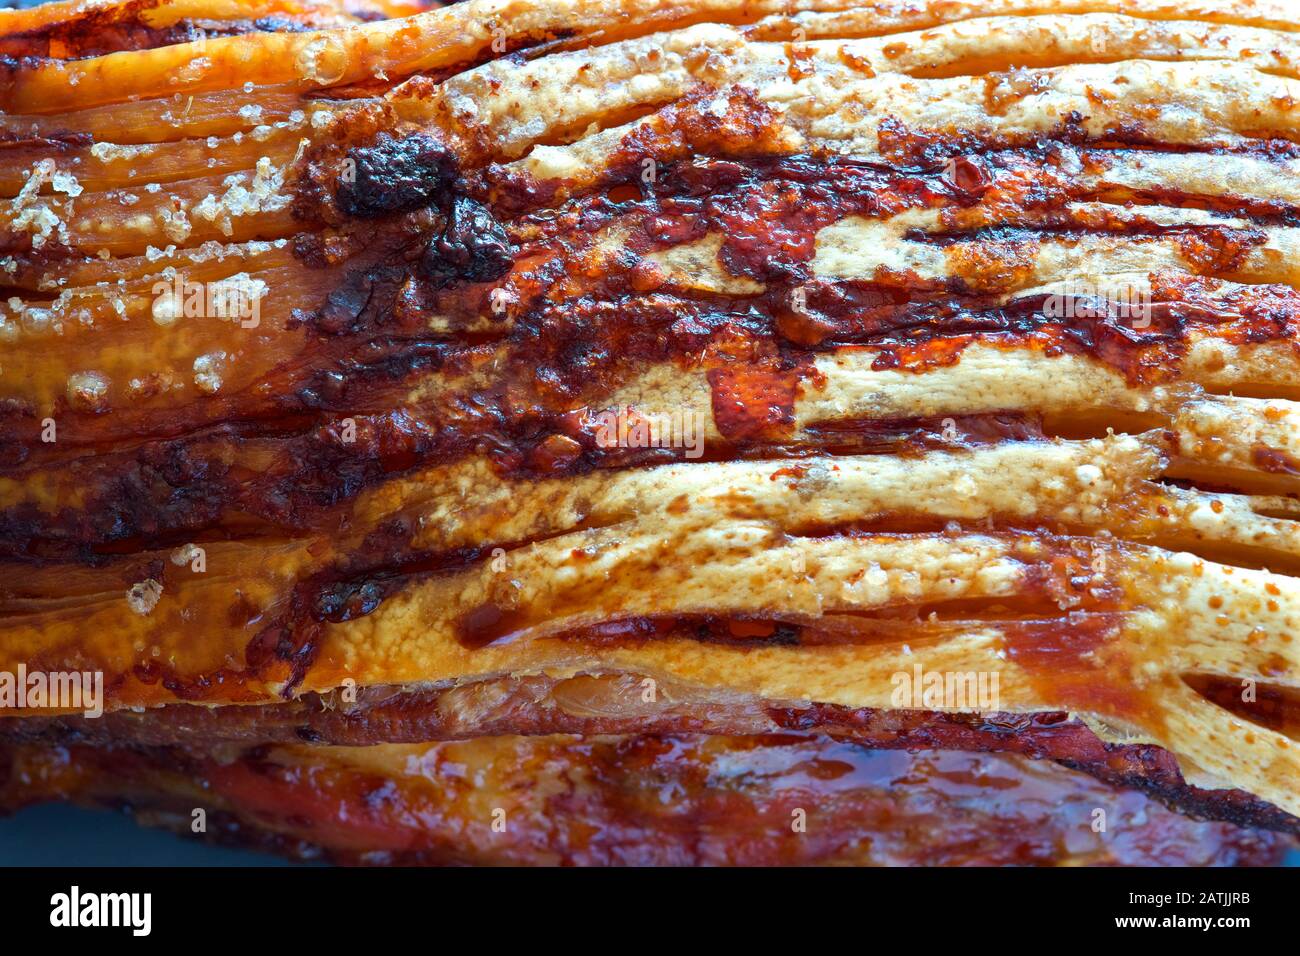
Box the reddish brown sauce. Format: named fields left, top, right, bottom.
left=5, top=140, right=1299, bottom=561
left=5, top=100, right=1300, bottom=709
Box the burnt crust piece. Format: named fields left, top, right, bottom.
left=1, top=0, right=1300, bottom=855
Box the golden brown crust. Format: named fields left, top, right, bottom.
left=0, top=0, right=1298, bottom=829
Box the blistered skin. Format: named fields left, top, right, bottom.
left=0, top=734, right=1288, bottom=866
left=1, top=0, right=1300, bottom=844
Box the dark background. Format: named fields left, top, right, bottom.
left=0, top=805, right=298, bottom=865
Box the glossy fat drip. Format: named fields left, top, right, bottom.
left=0, top=0, right=1299, bottom=834
left=0, top=734, right=1288, bottom=866
left=8, top=669, right=1295, bottom=833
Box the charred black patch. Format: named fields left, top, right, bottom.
left=312, top=578, right=390, bottom=623
left=313, top=264, right=410, bottom=335
left=336, top=133, right=457, bottom=219
left=419, top=196, right=514, bottom=286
